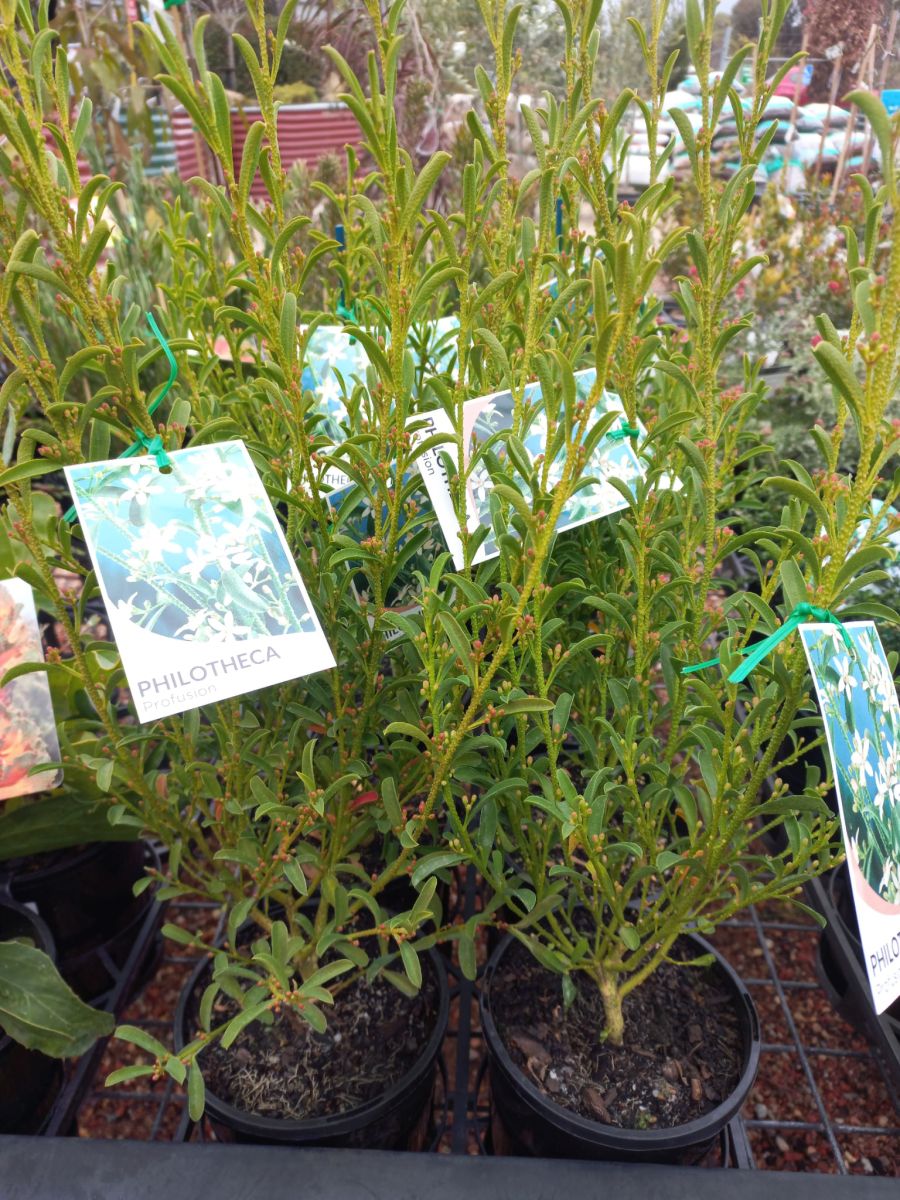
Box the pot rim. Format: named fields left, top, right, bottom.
left=480, top=926, right=761, bottom=1153
left=3, top=838, right=146, bottom=886
left=173, top=938, right=449, bottom=1139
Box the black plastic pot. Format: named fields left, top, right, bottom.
left=5, top=840, right=155, bottom=1001
left=481, top=930, right=760, bottom=1165
left=174, top=943, right=449, bottom=1148
left=0, top=896, right=63, bottom=1134
left=818, top=865, right=900, bottom=1030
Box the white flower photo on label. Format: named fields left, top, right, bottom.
left=66, top=440, right=335, bottom=721
left=801, top=621, right=900, bottom=1015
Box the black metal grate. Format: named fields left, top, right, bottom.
left=718, top=902, right=900, bottom=1173
left=32, top=867, right=900, bottom=1176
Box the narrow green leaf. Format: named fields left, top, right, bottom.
left=500, top=696, right=554, bottom=714
left=114, top=1024, right=168, bottom=1058
left=398, top=941, right=422, bottom=989
left=220, top=1001, right=272, bottom=1049
left=188, top=1062, right=205, bottom=1121
left=437, top=610, right=472, bottom=672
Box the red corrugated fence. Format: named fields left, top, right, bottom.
left=171, top=102, right=362, bottom=196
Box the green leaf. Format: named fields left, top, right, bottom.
left=411, top=852, right=465, bottom=887
left=437, top=610, right=472, bottom=672
left=208, top=70, right=233, bottom=164
left=669, top=107, right=698, bottom=172
left=81, top=219, right=112, bottom=274
left=779, top=560, right=809, bottom=609
left=655, top=850, right=682, bottom=872
left=846, top=91, right=893, bottom=189
left=95, top=758, right=114, bottom=793
left=0, top=459, right=61, bottom=488
left=500, top=696, right=554, bottom=715
left=561, top=974, right=576, bottom=1009
left=188, top=1061, right=205, bottom=1121
left=60, top=345, right=111, bottom=395
left=765, top=477, right=829, bottom=531
left=283, top=858, right=309, bottom=896
left=221, top=1001, right=272, bottom=1049
left=161, top=923, right=201, bottom=947
left=813, top=342, right=864, bottom=422
left=164, top=1055, right=186, bottom=1084
left=398, top=942, right=422, bottom=989
left=72, top=96, right=93, bottom=152
left=271, top=215, right=311, bottom=277
left=301, top=959, right=355, bottom=992
left=7, top=260, right=74, bottom=298
left=385, top=721, right=433, bottom=747
left=458, top=931, right=477, bottom=981
left=279, top=291, right=298, bottom=364
left=105, top=1064, right=155, bottom=1086
left=291, top=1000, right=323, bottom=1032
left=618, top=925, right=640, bottom=952
left=238, top=121, right=265, bottom=205
left=400, top=151, right=450, bottom=235
left=0, top=942, right=113, bottom=1057
left=114, top=1024, right=168, bottom=1058
left=381, top=777, right=403, bottom=827
left=0, top=795, right=138, bottom=861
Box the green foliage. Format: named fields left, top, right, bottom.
left=0, top=940, right=114, bottom=1057
left=0, top=794, right=139, bottom=860
left=0, top=0, right=896, bottom=1083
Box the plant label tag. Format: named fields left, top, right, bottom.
left=303, top=325, right=369, bottom=439
left=65, top=441, right=335, bottom=723
left=408, top=369, right=646, bottom=570
left=800, top=621, right=900, bottom=1013
left=0, top=578, right=61, bottom=800
left=303, top=318, right=461, bottom=445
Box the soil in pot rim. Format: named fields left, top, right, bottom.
left=193, top=954, right=440, bottom=1122
left=489, top=936, right=744, bottom=1132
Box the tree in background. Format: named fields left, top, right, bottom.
left=803, top=0, right=886, bottom=101
left=187, top=0, right=350, bottom=97
left=596, top=1, right=687, bottom=95
left=417, top=0, right=686, bottom=99
left=728, top=0, right=802, bottom=58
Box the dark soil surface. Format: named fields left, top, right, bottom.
left=195, top=961, right=439, bottom=1121
left=77, top=891, right=900, bottom=1172
left=489, top=937, right=743, bottom=1131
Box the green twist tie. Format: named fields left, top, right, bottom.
left=607, top=419, right=640, bottom=442
left=682, top=602, right=852, bottom=684
left=336, top=297, right=358, bottom=323
left=64, top=312, right=178, bottom=524
left=132, top=430, right=171, bottom=472
left=335, top=296, right=360, bottom=345
left=145, top=311, right=178, bottom=410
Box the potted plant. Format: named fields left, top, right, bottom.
left=379, top=0, right=893, bottom=1167
left=1, top=0, right=896, bottom=1163
left=1, top=0, right=458, bottom=1147
left=0, top=500, right=156, bottom=1003
left=0, top=894, right=113, bottom=1133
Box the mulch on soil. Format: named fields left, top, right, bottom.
left=488, top=937, right=744, bottom=1130
left=197, top=965, right=440, bottom=1121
